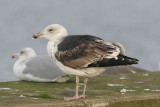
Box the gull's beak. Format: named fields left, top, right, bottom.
left=32, top=32, right=43, bottom=39
left=11, top=54, right=19, bottom=59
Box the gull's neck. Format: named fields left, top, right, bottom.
left=51, top=35, right=67, bottom=46
left=15, top=58, right=28, bottom=67
left=49, top=30, right=68, bottom=46
left=17, top=55, right=36, bottom=64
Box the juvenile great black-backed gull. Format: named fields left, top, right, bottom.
left=12, top=47, right=70, bottom=82
left=32, top=24, right=138, bottom=100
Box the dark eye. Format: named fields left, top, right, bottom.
left=48, top=29, right=53, bottom=32
left=20, top=51, right=25, bottom=54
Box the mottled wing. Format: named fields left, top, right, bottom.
left=55, top=35, right=121, bottom=69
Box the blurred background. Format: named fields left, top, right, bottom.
left=0, top=0, right=160, bottom=82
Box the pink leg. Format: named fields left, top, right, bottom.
left=75, top=76, right=79, bottom=98
left=64, top=76, right=80, bottom=101
left=80, top=78, right=88, bottom=98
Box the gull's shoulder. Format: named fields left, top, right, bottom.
left=58, top=35, right=104, bottom=51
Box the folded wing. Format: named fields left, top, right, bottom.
left=55, top=35, right=126, bottom=69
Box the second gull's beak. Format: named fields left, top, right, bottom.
left=11, top=54, right=19, bottom=59
left=11, top=56, right=15, bottom=59
left=32, top=33, right=43, bottom=39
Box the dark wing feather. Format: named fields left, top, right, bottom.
left=55, top=35, right=119, bottom=69
left=88, top=55, right=139, bottom=67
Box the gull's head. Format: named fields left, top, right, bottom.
left=32, top=24, right=68, bottom=41
left=12, top=47, right=37, bottom=59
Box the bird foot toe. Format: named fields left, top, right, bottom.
left=64, top=96, right=80, bottom=101
left=79, top=94, right=85, bottom=98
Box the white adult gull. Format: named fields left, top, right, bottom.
left=32, top=24, right=139, bottom=100
left=12, top=47, right=70, bottom=82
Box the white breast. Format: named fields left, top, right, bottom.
left=13, top=60, right=27, bottom=80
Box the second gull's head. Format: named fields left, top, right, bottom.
left=12, top=47, right=37, bottom=59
